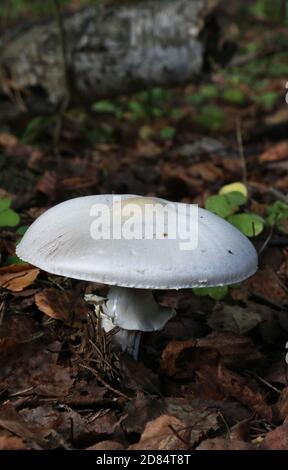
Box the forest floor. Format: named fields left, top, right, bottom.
left=0, top=4, right=288, bottom=450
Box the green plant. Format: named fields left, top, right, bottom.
left=194, top=182, right=264, bottom=300
left=193, top=286, right=228, bottom=301
left=0, top=198, right=20, bottom=227
left=204, top=182, right=265, bottom=237
left=159, top=126, right=176, bottom=141
left=196, top=105, right=226, bottom=131
left=266, top=200, right=288, bottom=232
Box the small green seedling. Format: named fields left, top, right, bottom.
left=195, top=182, right=264, bottom=300
left=266, top=200, right=288, bottom=233
left=0, top=198, right=20, bottom=228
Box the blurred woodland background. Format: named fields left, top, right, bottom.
left=0, top=0, right=288, bottom=452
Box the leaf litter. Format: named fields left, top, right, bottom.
left=1, top=2, right=288, bottom=451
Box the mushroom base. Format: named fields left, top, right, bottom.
left=101, top=286, right=175, bottom=359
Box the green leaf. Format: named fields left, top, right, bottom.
left=267, top=61, right=288, bottom=78
left=219, top=182, right=248, bottom=198
left=22, top=115, right=55, bottom=144
left=128, top=100, right=147, bottom=120
left=193, top=286, right=228, bottom=300
left=0, top=198, right=11, bottom=212
left=16, top=225, right=29, bottom=236
left=185, top=94, right=205, bottom=106
left=254, top=91, right=278, bottom=110
left=159, top=126, right=176, bottom=140
left=205, top=194, right=235, bottom=218
left=152, top=107, right=164, bottom=118
left=199, top=84, right=219, bottom=99
left=92, top=100, right=119, bottom=114
left=222, top=88, right=246, bottom=105
left=225, top=191, right=247, bottom=207
left=227, top=213, right=264, bottom=237
left=266, top=200, right=288, bottom=229
left=0, top=209, right=20, bottom=227
left=197, top=105, right=226, bottom=131
left=5, top=255, right=25, bottom=265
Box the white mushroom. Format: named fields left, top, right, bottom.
left=16, top=194, right=258, bottom=358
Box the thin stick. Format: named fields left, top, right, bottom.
left=236, top=118, right=247, bottom=188
left=79, top=363, right=129, bottom=399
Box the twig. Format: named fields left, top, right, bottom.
left=251, top=373, right=281, bottom=394
left=258, top=223, right=275, bottom=256
left=169, top=425, right=192, bottom=449
left=79, top=363, right=129, bottom=399
left=248, top=182, right=288, bottom=204
left=236, top=118, right=247, bottom=189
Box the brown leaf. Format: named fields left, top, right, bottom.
left=0, top=431, right=27, bottom=450
left=63, top=379, right=106, bottom=407
left=165, top=398, right=220, bottom=447
left=0, top=316, right=39, bottom=354
left=161, top=332, right=262, bottom=378
left=231, top=267, right=288, bottom=305
left=35, top=288, right=88, bottom=327
left=119, top=353, right=160, bottom=394
left=0, top=341, right=75, bottom=398
left=0, top=264, right=40, bottom=292
left=197, top=365, right=272, bottom=421
left=259, top=141, right=288, bottom=163
left=190, top=162, right=223, bottom=182
left=86, top=440, right=124, bottom=450
left=208, top=305, right=262, bottom=335
left=230, top=418, right=251, bottom=442
left=0, top=403, right=48, bottom=449
left=275, top=387, right=288, bottom=421
left=263, top=360, right=288, bottom=386
left=0, top=132, right=18, bottom=148
left=129, top=415, right=189, bottom=450
left=35, top=170, right=58, bottom=198
left=123, top=393, right=164, bottom=434
left=261, top=421, right=288, bottom=450
left=196, top=437, right=254, bottom=450
left=278, top=249, right=288, bottom=281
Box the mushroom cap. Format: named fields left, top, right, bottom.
left=16, top=194, right=258, bottom=289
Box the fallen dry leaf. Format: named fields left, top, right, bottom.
left=0, top=132, right=18, bottom=148
left=129, top=415, right=189, bottom=450
left=123, top=393, right=164, bottom=434
left=208, top=305, right=262, bottom=335
left=275, top=387, right=288, bottom=421
left=189, top=162, right=223, bottom=182
left=86, top=441, right=124, bottom=450
left=0, top=264, right=40, bottom=292
left=0, top=431, right=27, bottom=450
left=261, top=420, right=288, bottom=450
left=119, top=353, right=160, bottom=394
left=35, top=170, right=58, bottom=198
left=259, top=141, right=288, bottom=163
left=0, top=340, right=75, bottom=398
left=0, top=403, right=48, bottom=449
left=35, top=288, right=89, bottom=327
left=165, top=398, right=220, bottom=447
left=0, top=316, right=39, bottom=354
left=231, top=267, right=288, bottom=305
left=196, top=437, right=254, bottom=450
left=161, top=332, right=262, bottom=378
left=196, top=365, right=273, bottom=421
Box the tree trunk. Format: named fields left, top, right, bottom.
left=0, top=0, right=218, bottom=113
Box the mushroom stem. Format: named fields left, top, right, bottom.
left=101, top=286, right=175, bottom=359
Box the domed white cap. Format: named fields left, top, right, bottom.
left=16, top=194, right=258, bottom=289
